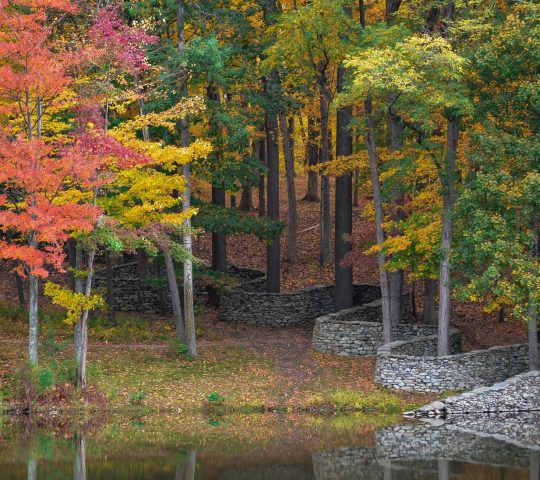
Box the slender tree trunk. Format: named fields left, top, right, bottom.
left=105, top=250, right=116, bottom=325
left=73, top=433, right=87, bottom=480
left=353, top=168, right=360, bottom=207
left=388, top=107, right=405, bottom=326
left=278, top=113, right=298, bottom=263
left=74, top=246, right=83, bottom=371
left=77, top=248, right=96, bottom=388
left=28, top=271, right=39, bottom=365
left=335, top=63, right=353, bottom=311
left=7, top=231, right=26, bottom=308
left=423, top=278, right=437, bottom=325
left=15, top=273, right=25, bottom=309
left=163, top=246, right=186, bottom=344
left=437, top=117, right=459, bottom=356
left=211, top=186, right=227, bottom=273
left=258, top=135, right=267, bottom=217
left=528, top=212, right=539, bottom=370
left=304, top=116, right=320, bottom=202
left=266, top=107, right=281, bottom=292
left=178, top=0, right=196, bottom=356
left=365, top=98, right=392, bottom=343
left=318, top=79, right=332, bottom=265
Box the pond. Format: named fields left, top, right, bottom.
left=0, top=413, right=538, bottom=479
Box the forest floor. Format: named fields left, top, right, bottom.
left=0, top=176, right=527, bottom=414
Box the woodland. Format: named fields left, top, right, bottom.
left=0, top=0, right=538, bottom=414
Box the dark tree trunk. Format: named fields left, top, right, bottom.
left=304, top=116, right=320, bottom=202
left=278, top=112, right=298, bottom=263
left=230, top=194, right=236, bottom=208
left=211, top=186, right=227, bottom=273
left=257, top=136, right=267, bottom=218
left=423, top=278, right=437, bottom=325
left=239, top=184, right=254, bottom=211
left=266, top=108, right=281, bottom=293
left=137, top=248, right=149, bottom=280
left=335, top=63, right=353, bottom=311
left=528, top=212, right=539, bottom=370
left=105, top=250, right=116, bottom=326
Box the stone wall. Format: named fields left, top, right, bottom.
left=218, top=284, right=382, bottom=327
left=93, top=262, right=265, bottom=314
left=376, top=338, right=528, bottom=393
left=312, top=303, right=433, bottom=356
left=411, top=370, right=540, bottom=416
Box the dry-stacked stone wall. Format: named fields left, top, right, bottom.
left=410, top=370, right=540, bottom=416
left=218, top=283, right=382, bottom=327
left=376, top=338, right=529, bottom=393
left=94, top=262, right=265, bottom=313
left=312, top=302, right=433, bottom=356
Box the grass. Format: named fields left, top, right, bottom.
left=0, top=299, right=436, bottom=415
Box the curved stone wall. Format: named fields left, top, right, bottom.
left=312, top=302, right=430, bottom=356
left=375, top=337, right=528, bottom=393
left=218, top=284, right=382, bottom=327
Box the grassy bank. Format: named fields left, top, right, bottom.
left=0, top=303, right=435, bottom=415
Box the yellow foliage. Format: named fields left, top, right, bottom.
left=44, top=282, right=105, bottom=326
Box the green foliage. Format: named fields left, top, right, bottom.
left=192, top=200, right=284, bottom=240
left=167, top=339, right=189, bottom=358
left=129, top=391, right=147, bottom=406
left=207, top=392, right=226, bottom=405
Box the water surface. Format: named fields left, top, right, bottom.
left=0, top=413, right=538, bottom=479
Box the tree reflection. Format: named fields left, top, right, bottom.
left=175, top=448, right=196, bottom=480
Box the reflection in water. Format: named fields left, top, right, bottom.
left=175, top=449, right=196, bottom=480
left=2, top=414, right=539, bottom=479
left=26, top=458, right=36, bottom=480
left=73, top=434, right=86, bottom=480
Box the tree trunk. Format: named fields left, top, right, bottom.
left=28, top=272, right=39, bottom=365
left=163, top=246, right=186, bottom=344
left=211, top=186, right=227, bottom=273
left=258, top=136, right=266, bottom=218
left=388, top=103, right=405, bottom=326
left=230, top=194, right=236, bottom=208
left=304, top=116, right=320, bottom=202
left=183, top=164, right=197, bottom=357
left=278, top=113, right=298, bottom=263
left=528, top=212, right=539, bottom=370
left=74, top=247, right=83, bottom=372
left=423, top=278, right=437, bottom=325
left=335, top=64, right=353, bottom=311
left=365, top=98, right=392, bottom=343
left=437, top=117, right=459, bottom=356
left=239, top=184, right=254, bottom=211
left=389, top=270, right=404, bottom=326
left=105, top=250, right=116, bottom=326
left=353, top=168, right=360, bottom=207
left=137, top=248, right=149, bottom=280
left=178, top=0, right=196, bottom=356
left=266, top=107, right=281, bottom=293
left=318, top=78, right=332, bottom=265
left=77, top=249, right=96, bottom=388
